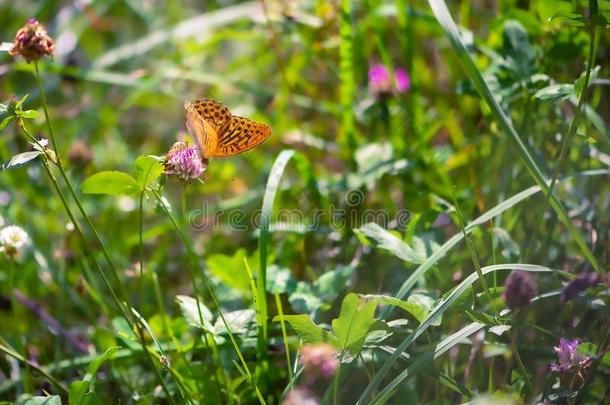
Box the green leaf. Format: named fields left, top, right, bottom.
left=361, top=294, right=427, bottom=323
left=574, top=66, right=600, bottom=97
left=68, top=347, right=120, bottom=405
left=266, top=265, right=296, bottom=294
left=206, top=249, right=251, bottom=295
left=428, top=0, right=600, bottom=273
left=175, top=295, right=214, bottom=331
left=134, top=155, right=164, bottom=188
left=81, top=171, right=140, bottom=196
left=213, top=309, right=256, bottom=335
left=313, top=265, right=354, bottom=301
left=332, top=293, right=378, bottom=356
left=371, top=322, right=485, bottom=404
left=0, top=116, right=14, bottom=130
left=258, top=149, right=295, bottom=349
left=20, top=396, right=62, bottom=405
left=549, top=11, right=585, bottom=26
left=534, top=84, right=574, bottom=101
left=354, top=223, right=424, bottom=263
left=2, top=151, right=41, bottom=171
left=18, top=109, right=39, bottom=119
left=272, top=314, right=331, bottom=344
left=360, top=264, right=552, bottom=404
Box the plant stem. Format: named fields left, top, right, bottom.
left=524, top=23, right=600, bottom=266
left=139, top=190, right=145, bottom=279
left=28, top=68, right=181, bottom=403
left=0, top=340, right=68, bottom=396
left=153, top=189, right=265, bottom=404
left=6, top=259, right=31, bottom=393
left=575, top=314, right=610, bottom=404
left=453, top=189, right=496, bottom=314
left=275, top=293, right=293, bottom=390
left=180, top=185, right=231, bottom=402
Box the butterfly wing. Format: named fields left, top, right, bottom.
left=213, top=116, right=272, bottom=157
left=184, top=98, right=232, bottom=158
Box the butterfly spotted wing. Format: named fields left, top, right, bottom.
left=214, top=116, right=272, bottom=157
left=184, top=98, right=231, bottom=159
left=185, top=97, right=271, bottom=159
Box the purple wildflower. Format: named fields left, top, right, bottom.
left=368, top=64, right=392, bottom=94
left=164, top=141, right=205, bottom=182
left=299, top=343, right=339, bottom=379
left=395, top=68, right=411, bottom=93
left=560, top=272, right=601, bottom=303
left=550, top=338, right=592, bottom=374
left=9, top=18, right=55, bottom=63
left=368, top=64, right=410, bottom=96
left=503, top=271, right=537, bottom=310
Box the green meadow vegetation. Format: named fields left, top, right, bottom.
left=1, top=0, right=610, bottom=404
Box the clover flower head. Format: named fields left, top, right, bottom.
left=9, top=18, right=55, bottom=63
left=503, top=270, right=537, bottom=310
left=0, top=225, right=30, bottom=259
left=164, top=141, right=206, bottom=182
left=299, top=343, right=339, bottom=379
left=560, top=272, right=601, bottom=303
left=395, top=68, right=411, bottom=93
left=368, top=64, right=411, bottom=96
left=550, top=338, right=592, bottom=375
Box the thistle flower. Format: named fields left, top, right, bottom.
left=503, top=271, right=537, bottom=310
left=299, top=343, right=339, bottom=379
left=0, top=225, right=30, bottom=259
left=9, top=18, right=55, bottom=63
left=560, top=272, right=601, bottom=303
left=550, top=338, right=592, bottom=375
left=368, top=64, right=411, bottom=96
left=164, top=141, right=205, bottom=182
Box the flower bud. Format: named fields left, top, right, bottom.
left=9, top=19, right=55, bottom=63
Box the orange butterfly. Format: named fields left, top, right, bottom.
left=185, top=97, right=272, bottom=167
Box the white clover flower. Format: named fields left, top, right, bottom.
left=0, top=225, right=30, bottom=259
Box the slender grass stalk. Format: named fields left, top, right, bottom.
left=524, top=24, right=600, bottom=264
left=510, top=338, right=532, bottom=392
left=6, top=258, right=32, bottom=393
left=28, top=66, right=182, bottom=403
left=274, top=293, right=293, bottom=390
left=180, top=185, right=232, bottom=403
left=0, top=340, right=68, bottom=396
left=139, top=190, right=145, bottom=279
left=332, top=361, right=342, bottom=405
left=152, top=189, right=265, bottom=404
left=575, top=310, right=610, bottom=403
left=452, top=189, right=495, bottom=314
left=339, top=0, right=357, bottom=161
left=140, top=188, right=204, bottom=400
left=427, top=0, right=600, bottom=272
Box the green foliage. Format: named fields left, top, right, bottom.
left=1, top=0, right=609, bottom=403
left=68, top=347, right=120, bottom=405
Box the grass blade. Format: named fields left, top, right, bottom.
left=358, top=264, right=552, bottom=403
left=427, top=0, right=600, bottom=272
left=257, top=150, right=295, bottom=382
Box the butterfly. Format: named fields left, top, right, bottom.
left=184, top=97, right=272, bottom=168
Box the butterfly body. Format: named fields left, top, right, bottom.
left=185, top=98, right=272, bottom=162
